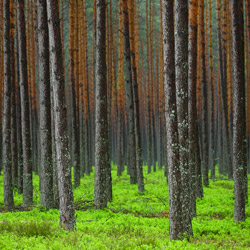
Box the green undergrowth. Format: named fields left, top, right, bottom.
left=0, top=166, right=250, bottom=249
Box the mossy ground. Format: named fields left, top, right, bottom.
left=0, top=166, right=249, bottom=249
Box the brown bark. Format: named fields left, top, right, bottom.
left=128, top=0, right=145, bottom=193
left=188, top=0, right=199, bottom=218
left=208, top=0, right=215, bottom=178
left=123, top=0, right=137, bottom=184
left=10, top=0, right=18, bottom=189
left=69, top=0, right=80, bottom=188
left=199, top=0, right=209, bottom=187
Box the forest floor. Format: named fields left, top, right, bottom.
left=0, top=166, right=250, bottom=249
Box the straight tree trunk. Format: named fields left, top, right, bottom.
left=188, top=0, right=199, bottom=217
left=3, top=0, right=14, bottom=207
left=37, top=0, right=54, bottom=209
left=208, top=0, right=215, bottom=178
left=10, top=0, right=18, bottom=190
left=128, top=0, right=144, bottom=193
left=146, top=0, right=152, bottom=174
left=175, top=0, right=193, bottom=236
left=69, top=0, right=80, bottom=188
left=117, top=0, right=125, bottom=176
left=231, top=0, right=247, bottom=222
left=16, top=34, right=23, bottom=195
left=162, top=0, right=183, bottom=240
left=123, top=0, right=137, bottom=184
left=94, top=0, right=111, bottom=209
left=46, top=0, right=76, bottom=230
left=199, top=0, right=209, bottom=187
left=17, top=0, right=33, bottom=206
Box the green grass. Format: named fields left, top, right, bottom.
left=0, top=166, right=250, bottom=249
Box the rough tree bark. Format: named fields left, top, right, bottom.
left=231, top=0, right=247, bottom=222
left=69, top=0, right=80, bottom=188
left=10, top=0, right=18, bottom=190
left=162, top=0, right=183, bottom=240
left=123, top=0, right=137, bottom=184
left=199, top=0, right=209, bottom=186
left=3, top=0, right=14, bottom=208
left=37, top=0, right=54, bottom=209
left=188, top=0, right=199, bottom=217
left=175, top=0, right=193, bottom=236
left=46, top=0, right=76, bottom=230
left=128, top=0, right=145, bottom=193
left=17, top=0, right=33, bottom=206
left=94, top=0, right=111, bottom=209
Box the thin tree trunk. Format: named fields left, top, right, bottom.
left=3, top=0, right=14, bottom=208
left=123, top=0, right=137, bottom=184
left=188, top=0, right=199, bottom=218
left=17, top=0, right=33, bottom=206
left=199, top=0, right=209, bottom=187
left=208, top=0, right=215, bottom=178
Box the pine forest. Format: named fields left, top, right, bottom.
left=0, top=0, right=250, bottom=249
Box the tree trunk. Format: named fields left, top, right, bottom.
left=3, top=0, right=14, bottom=208
left=128, top=0, right=145, bottom=193
left=162, top=0, right=183, bottom=240
left=17, top=0, right=33, bottom=206
left=188, top=0, right=199, bottom=217
left=231, top=0, right=247, bottom=222
left=175, top=0, right=193, bottom=236
left=69, top=0, right=80, bottom=188
left=37, top=0, right=54, bottom=209
left=94, top=0, right=111, bottom=209
left=46, top=0, right=76, bottom=230
left=208, top=0, right=215, bottom=178
left=123, top=0, right=137, bottom=184
left=10, top=0, right=18, bottom=190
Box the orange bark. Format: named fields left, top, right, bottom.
left=118, top=0, right=125, bottom=114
